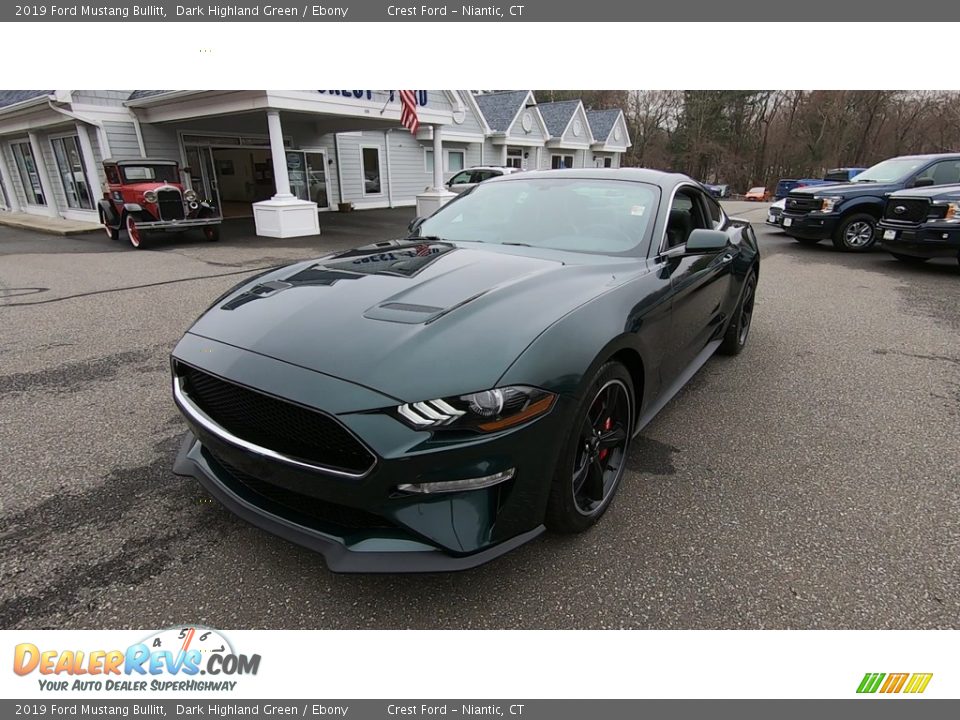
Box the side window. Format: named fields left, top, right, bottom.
left=449, top=171, right=473, bottom=186
left=915, top=160, right=960, bottom=187
left=665, top=189, right=709, bottom=249
left=704, top=194, right=724, bottom=229
left=105, top=166, right=120, bottom=184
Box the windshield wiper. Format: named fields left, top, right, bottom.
left=404, top=234, right=448, bottom=242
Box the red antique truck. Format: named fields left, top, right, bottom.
left=98, top=158, right=221, bottom=249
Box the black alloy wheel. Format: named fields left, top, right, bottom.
left=546, top=362, right=634, bottom=533
left=720, top=270, right=757, bottom=355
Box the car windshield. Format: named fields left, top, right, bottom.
left=121, top=165, right=179, bottom=183
left=416, top=178, right=658, bottom=254
left=851, top=158, right=927, bottom=183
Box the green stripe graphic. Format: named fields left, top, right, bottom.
left=856, top=673, right=885, bottom=693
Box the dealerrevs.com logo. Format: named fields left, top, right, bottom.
left=857, top=673, right=933, bottom=695
left=13, top=627, right=261, bottom=692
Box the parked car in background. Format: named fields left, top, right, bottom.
left=745, top=187, right=768, bottom=201
left=876, top=184, right=960, bottom=266
left=766, top=198, right=786, bottom=228
left=171, top=168, right=760, bottom=572
left=773, top=169, right=867, bottom=200
left=98, top=158, right=221, bottom=249
left=702, top=182, right=730, bottom=198
left=781, top=153, right=960, bottom=252
left=446, top=166, right=523, bottom=194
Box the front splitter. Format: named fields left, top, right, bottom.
left=172, top=432, right=545, bottom=573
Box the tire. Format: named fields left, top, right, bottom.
left=202, top=225, right=220, bottom=242
left=719, top=269, right=757, bottom=356
left=890, top=253, right=929, bottom=265
left=545, top=361, right=634, bottom=534
left=101, top=213, right=120, bottom=241
left=792, top=236, right=822, bottom=246
left=126, top=214, right=145, bottom=249
left=831, top=212, right=877, bottom=252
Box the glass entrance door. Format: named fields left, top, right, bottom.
left=286, top=151, right=330, bottom=209
left=184, top=145, right=221, bottom=209
left=305, top=151, right=330, bottom=210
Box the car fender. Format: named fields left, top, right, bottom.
left=98, top=199, right=119, bottom=226
left=837, top=195, right=883, bottom=217
left=497, top=266, right=672, bottom=421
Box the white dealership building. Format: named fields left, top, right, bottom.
left=0, top=90, right=631, bottom=237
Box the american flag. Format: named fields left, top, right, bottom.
left=399, top=90, right=420, bottom=134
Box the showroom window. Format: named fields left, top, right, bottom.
left=50, top=135, right=94, bottom=210
left=11, top=141, right=45, bottom=205
left=506, top=148, right=523, bottom=169
left=551, top=154, right=575, bottom=169
left=425, top=149, right=467, bottom=173
left=361, top=146, right=382, bottom=195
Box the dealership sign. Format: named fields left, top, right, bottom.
left=317, top=90, right=430, bottom=106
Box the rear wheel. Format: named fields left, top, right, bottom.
left=832, top=213, right=877, bottom=252
left=125, top=214, right=145, bottom=249
left=545, top=362, right=634, bottom=534
left=102, top=213, right=120, bottom=241
left=202, top=225, right=220, bottom=242
left=890, top=253, right=929, bottom=265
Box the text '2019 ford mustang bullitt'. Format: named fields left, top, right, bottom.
left=171, top=169, right=759, bottom=572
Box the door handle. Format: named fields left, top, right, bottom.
left=721, top=253, right=734, bottom=263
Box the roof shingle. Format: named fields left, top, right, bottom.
left=473, top=91, right=531, bottom=133
left=586, top=109, right=622, bottom=143
left=0, top=90, right=53, bottom=110
left=537, top=100, right=581, bottom=137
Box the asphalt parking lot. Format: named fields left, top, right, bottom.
left=1, top=201, right=958, bottom=630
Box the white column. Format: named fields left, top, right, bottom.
left=266, top=110, right=292, bottom=199
left=431, top=123, right=444, bottom=191
left=415, top=124, right=455, bottom=217
left=75, top=123, right=102, bottom=204
left=0, top=141, right=22, bottom=212
left=251, top=109, right=318, bottom=239
left=28, top=131, right=59, bottom=218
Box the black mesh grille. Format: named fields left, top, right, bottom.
left=211, top=453, right=393, bottom=530
left=785, top=194, right=821, bottom=214
left=883, top=198, right=931, bottom=224
left=158, top=189, right=185, bottom=220
left=180, top=364, right=376, bottom=474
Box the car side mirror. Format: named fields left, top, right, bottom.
left=684, top=229, right=729, bottom=254
left=912, top=177, right=935, bottom=188
left=408, top=216, right=426, bottom=234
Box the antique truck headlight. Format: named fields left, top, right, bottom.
left=184, top=189, right=198, bottom=202
left=143, top=190, right=158, bottom=203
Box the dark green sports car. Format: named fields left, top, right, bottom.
left=171, top=169, right=759, bottom=572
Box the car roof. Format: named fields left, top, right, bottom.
left=492, top=167, right=695, bottom=189
left=103, top=158, right=178, bottom=166
left=886, top=153, right=960, bottom=161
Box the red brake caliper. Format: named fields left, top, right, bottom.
left=599, top=417, right=612, bottom=461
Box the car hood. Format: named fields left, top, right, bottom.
left=187, top=240, right=641, bottom=402
left=887, top=183, right=960, bottom=200
left=788, top=181, right=899, bottom=198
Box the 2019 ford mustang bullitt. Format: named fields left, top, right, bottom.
left=171, top=169, right=760, bottom=573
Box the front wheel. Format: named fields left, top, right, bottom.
left=545, top=362, right=634, bottom=534
left=832, top=213, right=877, bottom=252
left=126, top=214, right=145, bottom=249
left=719, top=269, right=757, bottom=355
left=202, top=225, right=220, bottom=242
left=102, top=214, right=120, bottom=241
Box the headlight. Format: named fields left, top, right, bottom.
left=395, top=386, right=556, bottom=433
left=936, top=201, right=960, bottom=220
left=816, top=196, right=842, bottom=213
left=184, top=189, right=198, bottom=202
left=143, top=190, right=158, bottom=203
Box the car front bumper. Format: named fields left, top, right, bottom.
left=780, top=212, right=839, bottom=239
left=170, top=333, right=568, bottom=573
left=137, top=217, right=221, bottom=231
left=877, top=223, right=960, bottom=259
left=765, top=209, right=783, bottom=227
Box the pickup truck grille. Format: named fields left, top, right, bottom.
left=158, top=189, right=185, bottom=221
left=785, top=195, right=821, bottom=214
left=883, top=198, right=933, bottom=224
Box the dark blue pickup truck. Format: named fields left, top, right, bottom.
left=780, top=154, right=960, bottom=251
left=876, top=185, right=960, bottom=266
